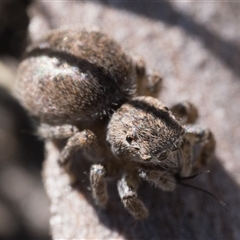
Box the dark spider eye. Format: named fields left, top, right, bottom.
left=126, top=129, right=138, bottom=144
left=159, top=151, right=168, bottom=160
left=134, top=146, right=140, bottom=150
left=153, top=149, right=168, bottom=160
left=164, top=106, right=169, bottom=111
left=126, top=135, right=133, bottom=144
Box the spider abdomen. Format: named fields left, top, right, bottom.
left=16, top=28, right=136, bottom=126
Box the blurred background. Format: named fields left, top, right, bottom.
left=0, top=1, right=49, bottom=239
left=1, top=1, right=240, bottom=239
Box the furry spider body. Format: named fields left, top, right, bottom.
left=16, top=28, right=215, bottom=220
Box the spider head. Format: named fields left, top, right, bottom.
left=107, top=96, right=184, bottom=167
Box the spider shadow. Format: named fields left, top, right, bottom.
left=70, top=151, right=240, bottom=239
left=0, top=87, right=47, bottom=239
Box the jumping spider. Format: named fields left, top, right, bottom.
left=16, top=28, right=215, bottom=220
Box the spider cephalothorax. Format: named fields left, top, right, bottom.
left=16, top=27, right=216, bottom=220
left=108, top=96, right=184, bottom=166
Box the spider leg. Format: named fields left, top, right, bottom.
left=90, top=164, right=108, bottom=207
left=134, top=57, right=162, bottom=98
left=39, top=124, right=102, bottom=167
left=171, top=101, right=198, bottom=124
left=138, top=168, right=176, bottom=191
left=38, top=123, right=79, bottom=139
left=184, top=125, right=216, bottom=170
left=179, top=138, right=194, bottom=177
left=90, top=161, right=121, bottom=207
left=40, top=124, right=110, bottom=206
left=59, top=129, right=102, bottom=166
left=117, top=173, right=149, bottom=220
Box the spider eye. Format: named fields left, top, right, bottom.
left=134, top=145, right=140, bottom=150
left=159, top=151, right=168, bottom=160
left=126, top=135, right=133, bottom=144
left=126, top=129, right=138, bottom=144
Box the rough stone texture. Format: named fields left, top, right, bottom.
left=27, top=1, right=240, bottom=239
